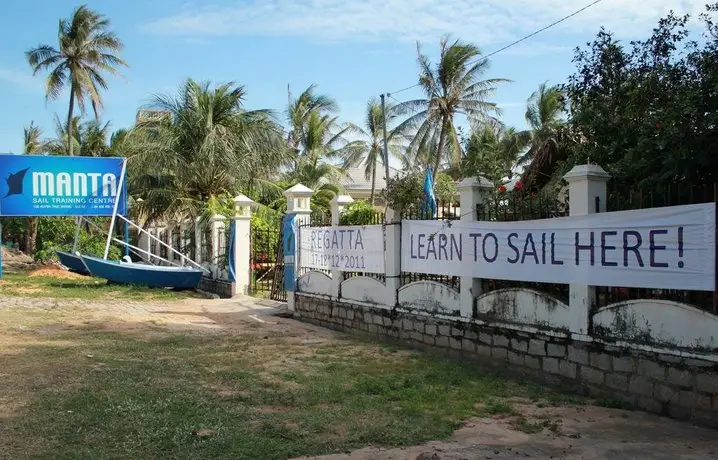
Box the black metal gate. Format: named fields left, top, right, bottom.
left=250, top=217, right=286, bottom=301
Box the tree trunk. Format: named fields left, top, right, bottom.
left=66, top=85, right=75, bottom=156
left=432, top=117, right=449, bottom=185
left=370, top=161, right=376, bottom=205
left=24, top=217, right=39, bottom=256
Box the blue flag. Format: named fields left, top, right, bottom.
left=423, top=167, right=437, bottom=218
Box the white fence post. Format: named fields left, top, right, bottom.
left=284, top=184, right=314, bottom=311
left=384, top=207, right=401, bottom=307
left=563, top=164, right=610, bottom=335
left=233, top=194, right=253, bottom=295
left=457, top=176, right=494, bottom=317
left=329, top=195, right=354, bottom=298
left=194, top=216, right=203, bottom=265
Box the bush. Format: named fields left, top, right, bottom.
left=339, top=200, right=381, bottom=225
left=34, top=217, right=122, bottom=262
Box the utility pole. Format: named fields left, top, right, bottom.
left=380, top=94, right=390, bottom=189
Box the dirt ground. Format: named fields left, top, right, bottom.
left=2, top=295, right=717, bottom=459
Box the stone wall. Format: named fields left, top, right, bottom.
left=295, top=293, right=718, bottom=428
left=198, top=276, right=235, bottom=298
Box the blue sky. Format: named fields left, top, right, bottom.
left=0, top=0, right=706, bottom=155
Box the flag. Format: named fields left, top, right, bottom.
left=423, top=167, right=437, bottom=218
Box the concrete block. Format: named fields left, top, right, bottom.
left=696, top=373, right=718, bottom=394
left=383, top=316, right=392, bottom=326
left=684, top=358, right=715, bottom=369
left=476, top=345, right=492, bottom=357
left=368, top=325, right=379, bottom=334
left=525, top=356, right=541, bottom=370
left=543, top=357, right=560, bottom=375
left=667, top=404, right=691, bottom=420
left=479, top=332, right=493, bottom=345
left=451, top=326, right=464, bottom=337
left=410, top=331, right=423, bottom=342
left=425, top=324, right=437, bottom=336
left=630, top=375, right=655, bottom=396
left=567, top=346, right=589, bottom=366
left=657, top=353, right=683, bottom=365
left=546, top=343, right=567, bottom=358
left=436, top=336, right=449, bottom=348
left=612, top=356, right=635, bottom=374
left=413, top=320, right=425, bottom=332
left=666, top=368, right=693, bottom=388
left=422, top=334, right=435, bottom=346
left=492, top=347, right=508, bottom=360
left=638, top=359, right=666, bottom=381
left=494, top=335, right=510, bottom=348
left=461, top=338, right=476, bottom=353
left=636, top=396, right=663, bottom=414
left=438, top=324, right=451, bottom=336
left=508, top=351, right=524, bottom=366
left=511, top=339, right=528, bottom=353
left=528, top=339, right=545, bottom=356
left=464, top=329, right=478, bottom=340
left=336, top=308, right=346, bottom=319
left=679, top=391, right=711, bottom=409
left=449, top=337, right=462, bottom=350
left=402, top=318, right=413, bottom=330
left=580, top=366, right=605, bottom=386
left=559, top=360, right=577, bottom=380
left=590, top=353, right=612, bottom=372
left=654, top=384, right=681, bottom=405
left=605, top=374, right=629, bottom=392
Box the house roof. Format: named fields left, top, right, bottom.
left=340, top=164, right=402, bottom=191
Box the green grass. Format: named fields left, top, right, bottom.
left=0, top=272, right=200, bottom=300
left=0, top=321, right=582, bottom=460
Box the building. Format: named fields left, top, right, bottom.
left=339, top=164, right=402, bottom=205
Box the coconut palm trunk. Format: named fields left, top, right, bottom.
left=370, top=161, right=377, bottom=205
left=66, top=83, right=76, bottom=156
left=432, top=118, right=449, bottom=185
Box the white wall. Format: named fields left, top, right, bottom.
left=398, top=281, right=460, bottom=315
left=476, top=288, right=571, bottom=329
left=593, top=300, right=718, bottom=349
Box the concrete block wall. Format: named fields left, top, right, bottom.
left=295, top=293, right=718, bottom=428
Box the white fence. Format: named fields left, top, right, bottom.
left=288, top=164, right=718, bottom=353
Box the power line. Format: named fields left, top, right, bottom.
left=384, top=0, right=605, bottom=97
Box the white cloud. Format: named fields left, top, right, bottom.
left=143, top=0, right=706, bottom=45
left=0, top=68, right=42, bottom=94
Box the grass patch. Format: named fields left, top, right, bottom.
left=1, top=313, right=583, bottom=459
left=0, top=272, right=199, bottom=300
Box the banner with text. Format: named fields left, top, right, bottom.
left=299, top=225, right=385, bottom=274
left=0, top=154, right=127, bottom=217
left=401, top=203, right=715, bottom=291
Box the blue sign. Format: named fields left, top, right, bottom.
left=283, top=214, right=297, bottom=292
left=0, top=154, right=127, bottom=217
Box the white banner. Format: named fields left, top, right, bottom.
left=299, top=225, right=385, bottom=273
left=401, top=203, right=715, bottom=291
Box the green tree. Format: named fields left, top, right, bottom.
left=124, top=78, right=288, bottom=225
left=395, top=36, right=508, bottom=182
left=26, top=4, right=126, bottom=156
left=564, top=3, right=718, bottom=192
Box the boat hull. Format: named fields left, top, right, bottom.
left=80, top=255, right=203, bottom=289
left=56, top=251, right=90, bottom=275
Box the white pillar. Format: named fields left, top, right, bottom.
left=384, top=207, right=401, bottom=307
left=330, top=195, right=354, bottom=298
left=283, top=184, right=314, bottom=310
left=138, top=227, right=150, bottom=262
left=457, top=176, right=494, bottom=318
left=233, top=194, right=254, bottom=296
left=563, top=164, right=610, bottom=335
left=166, top=224, right=175, bottom=264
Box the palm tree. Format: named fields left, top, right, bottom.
left=78, top=119, right=111, bottom=156
left=26, top=4, right=126, bottom=156
left=519, top=83, right=573, bottom=189
left=22, top=122, right=48, bottom=254
left=462, top=122, right=526, bottom=184
left=342, top=98, right=399, bottom=204
left=395, top=36, right=508, bottom=183
left=123, top=78, right=288, bottom=225
left=286, top=84, right=338, bottom=155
